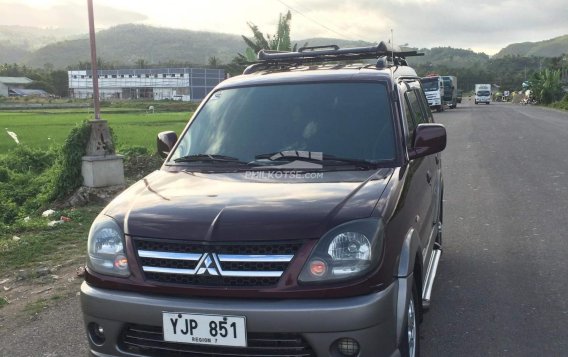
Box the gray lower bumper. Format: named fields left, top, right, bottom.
left=81, top=281, right=402, bottom=357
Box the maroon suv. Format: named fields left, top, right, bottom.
left=81, top=42, right=446, bottom=357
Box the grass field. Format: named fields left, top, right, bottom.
left=0, top=109, right=192, bottom=153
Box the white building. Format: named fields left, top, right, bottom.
left=68, top=68, right=225, bottom=101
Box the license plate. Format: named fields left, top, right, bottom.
left=163, top=312, right=247, bottom=347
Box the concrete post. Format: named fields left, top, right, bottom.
left=81, top=120, right=124, bottom=188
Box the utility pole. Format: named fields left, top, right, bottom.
left=82, top=0, right=124, bottom=188
left=87, top=0, right=100, bottom=120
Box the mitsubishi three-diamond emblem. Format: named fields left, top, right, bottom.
left=196, top=253, right=220, bottom=276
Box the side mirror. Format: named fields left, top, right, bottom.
left=408, top=123, right=446, bottom=160
left=157, top=131, right=178, bottom=158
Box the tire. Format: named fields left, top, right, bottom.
left=400, top=278, right=421, bottom=357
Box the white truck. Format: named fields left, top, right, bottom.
left=475, top=84, right=491, bottom=104
left=421, top=76, right=445, bottom=112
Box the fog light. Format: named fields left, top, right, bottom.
left=337, top=337, right=360, bottom=356
left=88, top=322, right=106, bottom=345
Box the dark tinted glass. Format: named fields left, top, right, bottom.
left=406, top=90, right=427, bottom=125
left=171, top=82, right=395, bottom=163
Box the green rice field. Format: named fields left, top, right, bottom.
left=0, top=109, right=191, bottom=153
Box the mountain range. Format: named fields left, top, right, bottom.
left=0, top=24, right=567, bottom=69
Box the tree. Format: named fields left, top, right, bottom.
left=237, top=11, right=294, bottom=62
left=208, top=56, right=220, bottom=67
left=135, top=59, right=147, bottom=69
left=531, top=68, right=563, bottom=104
left=50, top=70, right=69, bottom=97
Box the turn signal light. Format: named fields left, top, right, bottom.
left=309, top=259, right=327, bottom=277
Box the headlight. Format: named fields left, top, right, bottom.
left=298, top=219, right=384, bottom=284
left=87, top=214, right=130, bottom=277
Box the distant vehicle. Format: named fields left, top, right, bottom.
left=172, top=94, right=191, bottom=101
left=442, top=76, right=458, bottom=109
left=457, top=89, right=463, bottom=103
left=475, top=84, right=491, bottom=104
left=421, top=76, right=445, bottom=112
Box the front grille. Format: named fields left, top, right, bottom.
left=120, top=324, right=316, bottom=357
left=133, top=238, right=303, bottom=287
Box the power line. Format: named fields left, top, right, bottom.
left=275, top=0, right=352, bottom=41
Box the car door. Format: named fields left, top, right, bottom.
left=404, top=87, right=438, bottom=260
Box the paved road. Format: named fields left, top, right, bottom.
left=1, top=101, right=567, bottom=357
left=0, top=294, right=88, bottom=356
left=421, top=101, right=568, bottom=356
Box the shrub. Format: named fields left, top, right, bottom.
left=0, top=167, right=9, bottom=183
left=0, top=145, right=57, bottom=174
left=0, top=121, right=91, bottom=224
left=48, top=120, right=91, bottom=201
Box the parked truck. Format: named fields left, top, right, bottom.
left=421, top=75, right=445, bottom=112
left=442, top=76, right=458, bottom=109
left=475, top=84, right=491, bottom=104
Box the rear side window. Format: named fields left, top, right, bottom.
left=416, top=89, right=433, bottom=123
left=404, top=87, right=433, bottom=147
left=406, top=90, right=427, bottom=125
left=403, top=95, right=415, bottom=148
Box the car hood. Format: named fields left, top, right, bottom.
left=104, top=169, right=393, bottom=241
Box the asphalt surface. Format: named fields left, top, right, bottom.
left=0, top=294, right=88, bottom=356
left=0, top=100, right=567, bottom=357
left=421, top=100, right=568, bottom=356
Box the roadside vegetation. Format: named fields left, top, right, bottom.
left=0, top=105, right=189, bottom=315
left=0, top=107, right=189, bottom=228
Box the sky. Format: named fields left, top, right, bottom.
left=0, top=0, right=567, bottom=55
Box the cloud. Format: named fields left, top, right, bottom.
left=0, top=1, right=147, bottom=31
left=0, top=0, right=566, bottom=55
left=271, top=0, right=568, bottom=53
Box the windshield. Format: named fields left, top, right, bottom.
left=169, top=82, right=396, bottom=167
left=477, top=90, right=490, bottom=96
left=421, top=78, right=440, bottom=91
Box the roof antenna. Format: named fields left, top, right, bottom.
left=390, top=29, right=394, bottom=64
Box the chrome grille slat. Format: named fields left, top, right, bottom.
left=133, top=238, right=302, bottom=287
left=217, top=254, right=294, bottom=262
left=138, top=250, right=202, bottom=261
left=142, top=266, right=284, bottom=278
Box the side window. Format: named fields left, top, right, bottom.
left=417, top=88, right=434, bottom=123
left=406, top=90, right=427, bottom=125
left=403, top=94, right=416, bottom=148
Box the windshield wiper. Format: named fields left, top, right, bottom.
left=320, top=155, right=379, bottom=169
left=173, top=154, right=248, bottom=164
left=253, top=152, right=380, bottom=169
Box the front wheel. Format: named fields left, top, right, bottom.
left=400, top=278, right=421, bottom=357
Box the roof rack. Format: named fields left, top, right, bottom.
left=243, top=41, right=423, bottom=74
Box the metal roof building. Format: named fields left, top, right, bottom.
left=0, top=77, right=33, bottom=97
left=68, top=68, right=225, bottom=101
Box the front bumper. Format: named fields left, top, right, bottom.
left=81, top=281, right=402, bottom=357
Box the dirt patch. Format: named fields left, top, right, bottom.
left=0, top=260, right=85, bottom=332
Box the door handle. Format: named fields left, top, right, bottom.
left=435, top=155, right=439, bottom=165
left=426, top=171, right=432, bottom=183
